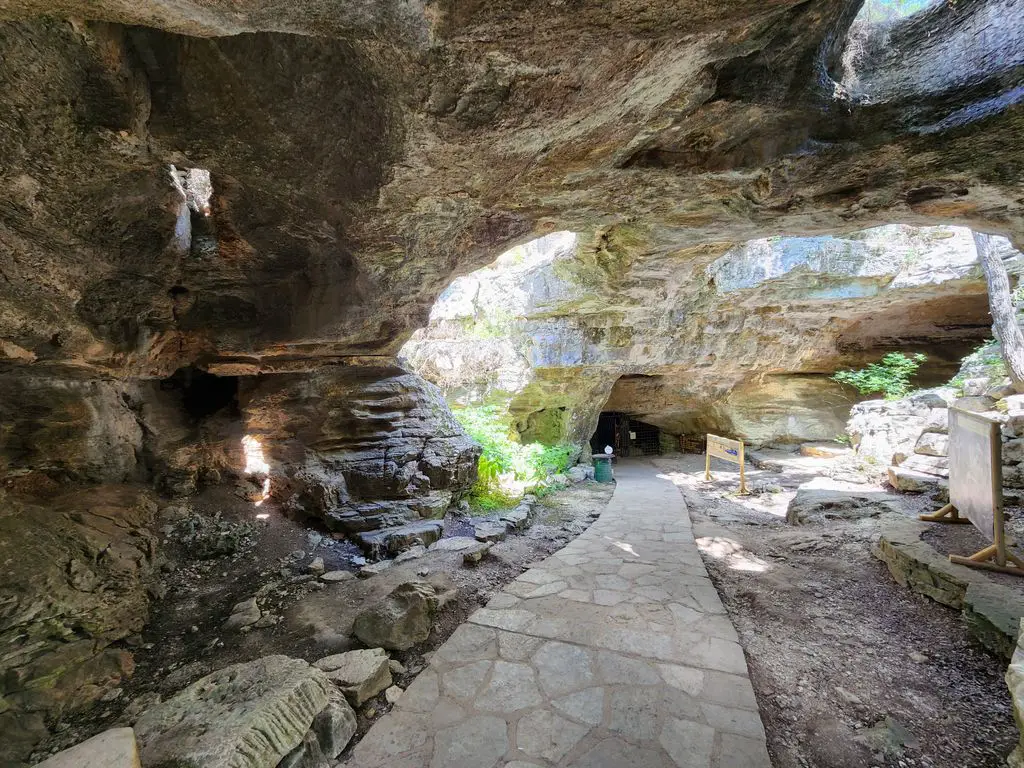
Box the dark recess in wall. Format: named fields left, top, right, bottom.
left=161, top=366, right=240, bottom=419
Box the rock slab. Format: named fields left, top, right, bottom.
left=134, top=656, right=332, bottom=768
left=355, top=521, right=444, bottom=556
left=786, top=485, right=900, bottom=525
left=474, top=522, right=508, bottom=543
left=353, top=582, right=437, bottom=651
left=35, top=728, right=140, bottom=768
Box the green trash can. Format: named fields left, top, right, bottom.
left=593, top=455, right=614, bottom=483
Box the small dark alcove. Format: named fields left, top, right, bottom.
left=161, top=366, right=240, bottom=420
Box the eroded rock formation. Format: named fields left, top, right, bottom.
left=241, top=365, right=479, bottom=529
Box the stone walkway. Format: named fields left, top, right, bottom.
left=350, top=461, right=771, bottom=768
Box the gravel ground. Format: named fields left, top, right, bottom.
left=652, top=453, right=1020, bottom=768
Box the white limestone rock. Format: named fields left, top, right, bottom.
left=35, top=728, right=139, bottom=768
left=134, top=656, right=332, bottom=768
left=914, top=432, right=948, bottom=457
left=314, top=649, right=392, bottom=706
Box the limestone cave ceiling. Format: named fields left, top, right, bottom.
left=0, top=0, right=1022, bottom=378
left=1, top=2, right=1023, bottom=759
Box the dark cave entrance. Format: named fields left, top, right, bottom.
left=590, top=412, right=662, bottom=457
left=161, top=366, right=240, bottom=420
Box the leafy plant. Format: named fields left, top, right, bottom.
left=452, top=405, right=576, bottom=509
left=832, top=352, right=926, bottom=399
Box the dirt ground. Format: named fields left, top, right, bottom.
left=34, top=480, right=613, bottom=762
left=652, top=453, right=1020, bottom=768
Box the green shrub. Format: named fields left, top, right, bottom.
left=948, top=339, right=1007, bottom=395
left=452, top=405, right=575, bottom=508
left=832, top=352, right=926, bottom=399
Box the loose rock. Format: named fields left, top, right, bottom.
left=463, top=541, right=492, bottom=565
left=314, top=649, right=392, bottom=707
left=352, top=582, right=437, bottom=650
left=358, top=560, right=393, bottom=578
left=223, top=596, right=261, bottom=631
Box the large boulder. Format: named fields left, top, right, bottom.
left=847, top=390, right=956, bottom=466
left=134, top=656, right=333, bottom=768
left=352, top=582, right=438, bottom=651
left=278, top=691, right=357, bottom=767
left=242, top=366, right=479, bottom=533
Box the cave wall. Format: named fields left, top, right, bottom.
left=0, top=486, right=158, bottom=765
left=0, top=374, right=144, bottom=483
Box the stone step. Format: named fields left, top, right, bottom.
left=474, top=522, right=507, bottom=543
left=355, top=521, right=444, bottom=556
left=888, top=466, right=947, bottom=493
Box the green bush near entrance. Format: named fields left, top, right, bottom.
left=452, top=405, right=575, bottom=509
left=832, top=352, right=926, bottom=399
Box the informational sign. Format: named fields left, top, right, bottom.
left=948, top=408, right=1002, bottom=540
left=704, top=434, right=747, bottom=494
left=921, top=407, right=1023, bottom=576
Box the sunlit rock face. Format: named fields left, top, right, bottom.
left=241, top=365, right=479, bottom=531
left=404, top=227, right=1018, bottom=446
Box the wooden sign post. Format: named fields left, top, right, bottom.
left=705, top=433, right=747, bottom=494
left=920, top=407, right=1024, bottom=576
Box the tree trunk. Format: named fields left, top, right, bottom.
left=976, top=231, right=1024, bottom=393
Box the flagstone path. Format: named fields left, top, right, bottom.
left=350, top=460, right=772, bottom=768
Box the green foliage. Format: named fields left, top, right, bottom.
left=469, top=485, right=521, bottom=511
left=832, top=352, right=927, bottom=399
left=453, top=405, right=520, bottom=475
left=948, top=339, right=1007, bottom=394
left=452, top=405, right=575, bottom=508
